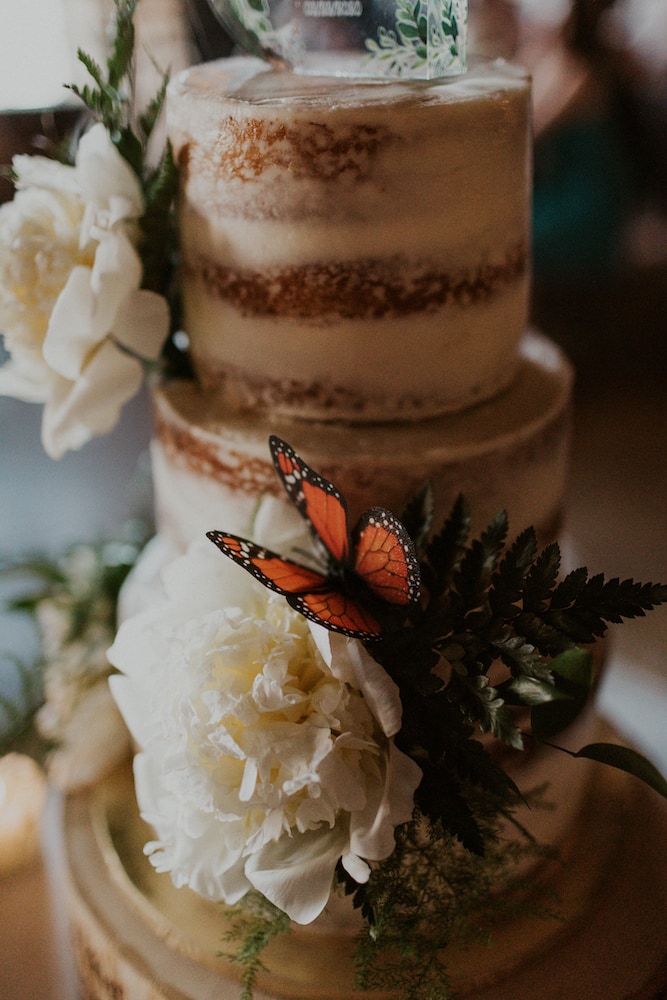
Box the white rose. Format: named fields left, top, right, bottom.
left=108, top=533, right=421, bottom=925
left=0, top=124, right=169, bottom=458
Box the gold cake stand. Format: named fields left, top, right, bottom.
left=63, top=722, right=667, bottom=1000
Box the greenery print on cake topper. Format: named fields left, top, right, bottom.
left=364, top=0, right=465, bottom=77
left=205, top=0, right=467, bottom=78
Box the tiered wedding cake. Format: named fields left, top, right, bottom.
left=59, top=55, right=667, bottom=1000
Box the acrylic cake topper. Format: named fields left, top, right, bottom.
left=205, top=0, right=467, bottom=79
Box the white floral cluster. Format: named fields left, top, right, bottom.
left=34, top=544, right=131, bottom=790
left=109, top=501, right=421, bottom=924
left=0, top=124, right=169, bottom=459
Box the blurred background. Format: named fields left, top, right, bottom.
left=0, top=3, right=665, bottom=994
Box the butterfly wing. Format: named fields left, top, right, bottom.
left=352, top=507, right=421, bottom=607
left=207, top=530, right=381, bottom=638
left=269, top=436, right=350, bottom=565
left=289, top=590, right=382, bottom=640
left=207, top=531, right=327, bottom=595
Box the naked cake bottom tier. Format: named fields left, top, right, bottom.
left=62, top=721, right=667, bottom=1000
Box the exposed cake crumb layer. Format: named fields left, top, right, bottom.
left=168, top=57, right=532, bottom=420
left=150, top=332, right=572, bottom=555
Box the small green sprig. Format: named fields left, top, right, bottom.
left=0, top=657, right=49, bottom=760
left=67, top=0, right=178, bottom=298
left=345, top=800, right=558, bottom=1000
left=221, top=893, right=291, bottom=1000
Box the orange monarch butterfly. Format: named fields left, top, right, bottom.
left=207, top=436, right=421, bottom=638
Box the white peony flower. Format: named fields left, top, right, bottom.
left=108, top=519, right=421, bottom=925
left=0, top=123, right=169, bottom=458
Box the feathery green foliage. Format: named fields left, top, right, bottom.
left=221, top=894, right=291, bottom=1000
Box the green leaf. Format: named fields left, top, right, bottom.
left=454, top=510, right=508, bottom=612
left=513, top=611, right=571, bottom=658
left=107, top=0, right=139, bottom=90
left=529, top=650, right=593, bottom=740
left=546, top=574, right=667, bottom=646
left=138, top=65, right=170, bottom=144
left=492, top=630, right=548, bottom=679
left=221, top=892, right=291, bottom=1000
left=400, top=481, right=434, bottom=558
left=454, top=673, right=523, bottom=750
left=502, top=675, right=564, bottom=707
left=549, top=647, right=595, bottom=687
left=399, top=22, right=420, bottom=39
left=115, top=127, right=144, bottom=176
left=139, top=140, right=178, bottom=294
left=75, top=49, right=106, bottom=92
left=550, top=566, right=588, bottom=610
left=572, top=743, right=667, bottom=799
left=425, top=494, right=470, bottom=593
left=489, top=526, right=538, bottom=619
left=523, top=542, right=561, bottom=613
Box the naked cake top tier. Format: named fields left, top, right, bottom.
left=168, top=57, right=531, bottom=422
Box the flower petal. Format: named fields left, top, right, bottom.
left=317, top=630, right=403, bottom=738
left=42, top=266, right=99, bottom=379
left=12, top=154, right=80, bottom=195
left=108, top=674, right=149, bottom=746
left=88, top=230, right=142, bottom=327
left=252, top=496, right=313, bottom=555
left=0, top=354, right=54, bottom=402
left=41, top=338, right=143, bottom=458
left=160, top=537, right=258, bottom=616
left=349, top=742, right=421, bottom=861
left=133, top=751, right=251, bottom=904
left=247, top=824, right=348, bottom=924
left=76, top=124, right=144, bottom=217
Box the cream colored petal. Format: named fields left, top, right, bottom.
left=133, top=751, right=251, bottom=905
left=0, top=355, right=53, bottom=402
left=340, top=851, right=370, bottom=884
left=41, top=339, right=143, bottom=458
left=349, top=742, right=421, bottom=861
left=89, top=231, right=143, bottom=331
left=12, top=153, right=80, bottom=195
left=247, top=824, right=348, bottom=924
left=76, top=124, right=144, bottom=215
left=320, top=631, right=403, bottom=738
left=42, top=267, right=98, bottom=379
